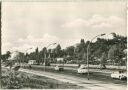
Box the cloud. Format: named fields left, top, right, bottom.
left=2, top=1, right=126, bottom=54
left=4, top=33, right=81, bottom=53
left=61, top=15, right=124, bottom=30
left=60, top=15, right=126, bottom=43
left=12, top=33, right=59, bottom=52
left=2, top=42, right=13, bottom=53
left=61, top=18, right=89, bottom=28
left=19, top=33, right=59, bottom=44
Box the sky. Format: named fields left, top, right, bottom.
left=2, top=1, right=127, bottom=54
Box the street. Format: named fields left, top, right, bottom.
left=19, top=68, right=127, bottom=90
left=22, top=64, right=127, bottom=85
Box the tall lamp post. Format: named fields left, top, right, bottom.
left=44, top=43, right=57, bottom=71
left=87, top=34, right=105, bottom=80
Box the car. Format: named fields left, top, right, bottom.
left=79, top=65, right=87, bottom=68
left=12, top=65, right=20, bottom=71
left=54, top=65, right=64, bottom=71
left=28, top=60, right=37, bottom=65
left=43, top=62, right=51, bottom=66
left=99, top=64, right=106, bottom=69
left=111, top=70, right=127, bottom=80
left=77, top=65, right=88, bottom=74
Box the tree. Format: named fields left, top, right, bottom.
left=35, top=47, right=40, bottom=64
left=65, top=46, right=75, bottom=57
left=76, top=39, right=86, bottom=60
left=12, top=52, right=25, bottom=64
left=100, top=52, right=107, bottom=67
left=108, top=44, right=125, bottom=66
left=39, top=47, right=47, bottom=63
left=54, top=44, right=62, bottom=57
left=108, top=44, right=117, bottom=65
left=111, top=32, right=117, bottom=38
left=1, top=51, right=11, bottom=62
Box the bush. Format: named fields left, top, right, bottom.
left=1, top=71, right=23, bottom=89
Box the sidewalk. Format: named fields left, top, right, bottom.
left=19, top=68, right=126, bottom=90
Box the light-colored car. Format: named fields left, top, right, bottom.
left=54, top=65, right=64, bottom=71
left=28, top=60, right=37, bottom=65
left=111, top=70, right=127, bottom=80
left=79, top=65, right=86, bottom=68
left=77, top=65, right=88, bottom=74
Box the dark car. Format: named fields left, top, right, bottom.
left=54, top=65, right=64, bottom=71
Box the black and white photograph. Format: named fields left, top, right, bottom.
left=0, top=0, right=127, bottom=89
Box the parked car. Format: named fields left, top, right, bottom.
left=99, top=64, right=106, bottom=69
left=111, top=70, right=127, bottom=80
left=28, top=60, right=37, bottom=65
left=43, top=62, right=51, bottom=66
left=12, top=65, right=20, bottom=71
left=77, top=65, right=88, bottom=74
left=54, top=65, right=64, bottom=71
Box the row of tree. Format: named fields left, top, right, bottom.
left=2, top=33, right=127, bottom=66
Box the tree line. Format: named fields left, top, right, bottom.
left=2, top=33, right=127, bottom=66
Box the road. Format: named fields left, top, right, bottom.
left=27, top=64, right=123, bottom=76
left=22, top=65, right=127, bottom=85
left=19, top=68, right=127, bottom=90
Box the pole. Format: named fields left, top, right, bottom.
left=87, top=43, right=90, bottom=80
left=25, top=48, right=32, bottom=65
left=44, top=52, right=46, bottom=71
left=86, top=34, right=105, bottom=80
left=44, top=43, right=57, bottom=72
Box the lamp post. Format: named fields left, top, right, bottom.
left=86, top=34, right=105, bottom=80
left=44, top=43, right=57, bottom=71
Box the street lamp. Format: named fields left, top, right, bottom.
left=44, top=43, right=57, bottom=71
left=86, top=34, right=105, bottom=80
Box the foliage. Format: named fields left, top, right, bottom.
left=2, top=71, right=24, bottom=89
left=2, top=33, right=127, bottom=66
left=1, top=51, right=11, bottom=61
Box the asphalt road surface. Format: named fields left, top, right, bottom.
left=19, top=68, right=127, bottom=90
left=22, top=65, right=127, bottom=85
